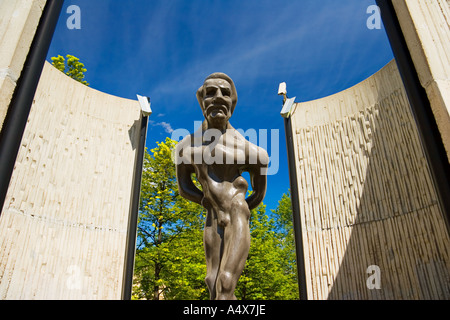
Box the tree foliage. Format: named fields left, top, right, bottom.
left=133, top=138, right=207, bottom=300
left=236, top=196, right=299, bottom=300
left=51, top=54, right=89, bottom=86
left=132, top=137, right=299, bottom=300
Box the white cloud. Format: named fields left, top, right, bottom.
left=159, top=122, right=174, bottom=133
left=149, top=120, right=174, bottom=134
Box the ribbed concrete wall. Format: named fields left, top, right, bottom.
left=290, top=60, right=450, bottom=299
left=0, top=0, right=47, bottom=131
left=0, top=62, right=142, bottom=299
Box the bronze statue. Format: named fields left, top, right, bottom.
left=175, top=73, right=268, bottom=300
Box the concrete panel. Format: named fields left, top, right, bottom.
left=393, top=0, right=450, bottom=161
left=0, top=62, right=143, bottom=299
left=0, top=0, right=47, bottom=130
left=290, top=60, right=450, bottom=299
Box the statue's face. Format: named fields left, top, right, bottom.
left=202, top=78, right=233, bottom=127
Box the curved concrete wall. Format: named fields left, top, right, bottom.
left=0, top=62, right=143, bottom=299
left=290, top=60, right=450, bottom=299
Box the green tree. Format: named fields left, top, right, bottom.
left=235, top=195, right=299, bottom=300
left=132, top=138, right=207, bottom=300
left=271, top=190, right=299, bottom=298
left=50, top=54, right=89, bottom=86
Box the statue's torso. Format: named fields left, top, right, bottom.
left=180, top=128, right=263, bottom=215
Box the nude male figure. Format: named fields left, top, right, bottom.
left=175, top=73, right=268, bottom=300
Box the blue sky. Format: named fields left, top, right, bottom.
left=47, top=0, right=393, bottom=212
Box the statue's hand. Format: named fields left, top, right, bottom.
left=201, top=196, right=213, bottom=210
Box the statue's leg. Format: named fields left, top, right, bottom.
left=215, top=196, right=250, bottom=300
left=204, top=208, right=222, bottom=300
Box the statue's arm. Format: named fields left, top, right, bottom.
left=176, top=163, right=203, bottom=206
left=246, top=170, right=267, bottom=210
left=245, top=148, right=269, bottom=210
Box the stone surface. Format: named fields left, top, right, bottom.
left=0, top=62, right=142, bottom=299
left=289, top=60, right=450, bottom=300
left=0, top=0, right=47, bottom=131
left=393, top=0, right=450, bottom=162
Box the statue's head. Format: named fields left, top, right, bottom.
left=196, top=72, right=237, bottom=128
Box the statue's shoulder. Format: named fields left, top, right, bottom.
left=177, top=134, right=192, bottom=148
left=176, top=134, right=192, bottom=149
left=175, top=132, right=203, bottom=159
left=229, top=129, right=269, bottom=166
